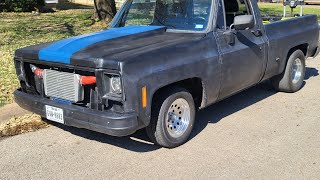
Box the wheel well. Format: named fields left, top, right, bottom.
left=287, top=44, right=308, bottom=58
left=278, top=44, right=308, bottom=74
left=152, top=78, right=204, bottom=109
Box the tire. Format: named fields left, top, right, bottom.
left=146, top=88, right=196, bottom=148
left=271, top=50, right=306, bottom=93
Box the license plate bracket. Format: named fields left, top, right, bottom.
left=45, top=105, right=64, bottom=124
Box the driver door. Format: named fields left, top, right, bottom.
left=216, top=0, right=266, bottom=99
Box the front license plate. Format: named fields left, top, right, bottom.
left=45, top=105, right=64, bottom=124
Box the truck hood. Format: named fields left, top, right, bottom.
left=15, top=26, right=204, bottom=70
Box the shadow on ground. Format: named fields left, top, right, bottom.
left=305, top=67, right=319, bottom=80
left=50, top=67, right=318, bottom=152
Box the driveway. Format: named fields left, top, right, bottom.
left=0, top=57, right=319, bottom=179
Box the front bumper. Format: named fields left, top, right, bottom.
left=14, top=90, right=139, bottom=136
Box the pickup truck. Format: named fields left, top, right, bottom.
left=14, top=0, right=319, bottom=148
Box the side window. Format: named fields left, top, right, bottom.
left=223, top=0, right=252, bottom=27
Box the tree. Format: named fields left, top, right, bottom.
left=93, top=0, right=117, bottom=22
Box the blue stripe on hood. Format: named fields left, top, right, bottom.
left=38, top=26, right=165, bottom=64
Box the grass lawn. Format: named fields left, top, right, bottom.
left=259, top=3, right=320, bottom=21
left=0, top=9, right=106, bottom=107
left=0, top=4, right=319, bottom=107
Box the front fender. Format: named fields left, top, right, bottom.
left=121, top=34, right=220, bottom=126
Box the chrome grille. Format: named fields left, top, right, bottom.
left=43, top=69, right=84, bottom=102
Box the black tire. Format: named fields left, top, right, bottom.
left=146, top=88, right=196, bottom=148
left=271, top=50, right=306, bottom=93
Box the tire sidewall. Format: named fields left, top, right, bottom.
left=158, top=90, right=195, bottom=147
left=285, top=50, right=306, bottom=92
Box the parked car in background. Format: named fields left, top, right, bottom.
left=305, top=0, right=320, bottom=5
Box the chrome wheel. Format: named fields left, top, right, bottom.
left=291, top=58, right=302, bottom=84
left=165, top=98, right=190, bottom=138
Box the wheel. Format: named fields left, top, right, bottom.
left=146, top=88, right=196, bottom=148
left=271, top=50, right=306, bottom=93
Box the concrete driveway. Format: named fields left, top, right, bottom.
left=1, top=57, right=319, bottom=179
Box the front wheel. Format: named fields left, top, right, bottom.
left=271, top=50, right=306, bottom=93
left=146, top=88, right=195, bottom=148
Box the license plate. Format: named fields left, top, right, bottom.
left=45, top=105, right=64, bottom=124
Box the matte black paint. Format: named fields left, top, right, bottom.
left=262, top=15, right=319, bottom=80
left=14, top=90, right=139, bottom=136
left=14, top=0, right=319, bottom=136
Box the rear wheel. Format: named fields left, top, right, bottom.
left=271, top=50, right=306, bottom=92
left=146, top=88, right=195, bottom=148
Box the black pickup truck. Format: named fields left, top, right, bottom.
left=14, top=0, right=319, bottom=147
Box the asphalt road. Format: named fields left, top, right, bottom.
left=1, top=57, right=319, bottom=179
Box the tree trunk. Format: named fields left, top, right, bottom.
left=93, top=0, right=117, bottom=22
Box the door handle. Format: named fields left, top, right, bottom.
left=251, top=29, right=263, bottom=37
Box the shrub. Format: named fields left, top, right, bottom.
left=0, top=0, right=45, bottom=12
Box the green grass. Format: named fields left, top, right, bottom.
left=0, top=9, right=106, bottom=107
left=259, top=3, right=320, bottom=21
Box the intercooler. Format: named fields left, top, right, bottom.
left=43, top=69, right=84, bottom=102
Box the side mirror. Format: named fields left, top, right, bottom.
left=234, top=15, right=254, bottom=31
left=223, top=30, right=235, bottom=45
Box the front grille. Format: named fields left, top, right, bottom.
left=43, top=69, right=84, bottom=102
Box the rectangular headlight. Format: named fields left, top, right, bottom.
left=110, top=75, right=122, bottom=94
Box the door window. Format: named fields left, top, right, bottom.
left=223, top=0, right=252, bottom=27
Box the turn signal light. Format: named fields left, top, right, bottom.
left=142, top=86, right=147, bottom=108
left=80, top=76, right=96, bottom=85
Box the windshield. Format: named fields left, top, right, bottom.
left=113, top=0, right=212, bottom=31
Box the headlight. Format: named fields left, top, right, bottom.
left=110, top=76, right=122, bottom=94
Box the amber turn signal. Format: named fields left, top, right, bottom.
left=142, top=86, right=147, bottom=108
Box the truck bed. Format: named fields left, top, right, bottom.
left=262, top=15, right=319, bottom=80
